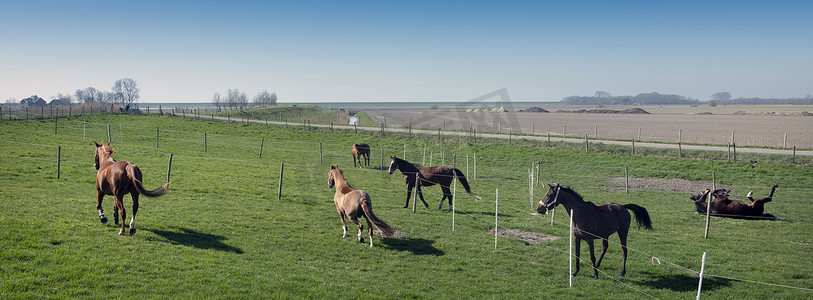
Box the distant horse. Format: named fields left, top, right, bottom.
left=94, top=142, right=169, bottom=235
left=387, top=156, right=473, bottom=210
left=351, top=143, right=370, bottom=167
left=328, top=165, right=394, bottom=247
left=537, top=184, right=653, bottom=279
left=690, top=184, right=778, bottom=218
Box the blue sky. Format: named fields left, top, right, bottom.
left=1, top=0, right=811, bottom=103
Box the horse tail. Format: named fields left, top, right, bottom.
left=452, top=168, right=473, bottom=194
left=623, top=204, right=653, bottom=230
left=360, top=195, right=394, bottom=237
left=127, top=164, right=169, bottom=198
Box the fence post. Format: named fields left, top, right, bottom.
left=259, top=138, right=264, bottom=158
left=696, top=252, right=707, bottom=300
left=380, top=148, right=384, bottom=170
left=678, top=129, right=683, bottom=158
left=412, top=175, right=419, bottom=213
left=585, top=134, right=588, bottom=151
left=473, top=152, right=476, bottom=180
left=57, top=146, right=61, bottom=179
left=83, top=121, right=86, bottom=142
left=569, top=208, right=574, bottom=287
left=119, top=124, right=123, bottom=144
left=495, top=188, right=499, bottom=250
left=792, top=146, right=796, bottom=164
left=156, top=128, right=159, bottom=148
left=732, top=143, right=736, bottom=162
left=625, top=167, right=629, bottom=194
left=204, top=133, right=207, bottom=153
left=632, top=139, right=635, bottom=155
left=704, top=171, right=715, bottom=238
left=107, top=124, right=111, bottom=143
left=54, top=117, right=58, bottom=134
left=166, top=154, right=173, bottom=183
left=320, top=143, right=323, bottom=165
left=278, top=163, right=284, bottom=200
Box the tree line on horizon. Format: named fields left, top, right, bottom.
left=562, top=91, right=813, bottom=106
left=5, top=78, right=140, bottom=107
left=211, top=88, right=277, bottom=112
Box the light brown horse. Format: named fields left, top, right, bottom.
left=328, top=165, right=393, bottom=247
left=351, top=143, right=370, bottom=167
left=690, top=184, right=778, bottom=218
left=94, top=142, right=169, bottom=235
left=537, top=184, right=653, bottom=279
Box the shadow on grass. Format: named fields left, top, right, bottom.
left=381, top=237, right=444, bottom=256
left=145, top=227, right=243, bottom=254
left=631, top=272, right=731, bottom=292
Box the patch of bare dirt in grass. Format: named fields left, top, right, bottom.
left=488, top=228, right=559, bottom=245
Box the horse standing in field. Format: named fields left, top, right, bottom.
left=387, top=156, right=473, bottom=210
left=537, top=184, right=653, bottom=279
left=690, top=184, right=778, bottom=218
left=94, top=142, right=169, bottom=235
left=328, top=165, right=394, bottom=247
left=351, top=143, right=370, bottom=167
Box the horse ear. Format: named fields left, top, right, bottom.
left=94, top=141, right=100, bottom=147
left=331, top=165, right=337, bottom=169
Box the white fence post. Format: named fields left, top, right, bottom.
left=697, top=252, right=707, bottom=300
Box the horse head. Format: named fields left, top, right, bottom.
left=537, top=183, right=561, bottom=214
left=387, top=156, right=399, bottom=174
left=328, top=165, right=339, bottom=188
left=690, top=188, right=711, bottom=203
left=93, top=142, right=114, bottom=170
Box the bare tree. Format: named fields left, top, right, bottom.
left=75, top=87, right=102, bottom=103
left=711, top=91, right=732, bottom=102
left=113, top=78, right=140, bottom=105
left=52, top=93, right=74, bottom=105
left=5, top=97, right=17, bottom=105
left=252, top=90, right=277, bottom=107
left=594, top=91, right=611, bottom=98
left=212, top=92, right=222, bottom=112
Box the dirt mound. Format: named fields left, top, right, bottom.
left=556, top=108, right=649, bottom=114
left=488, top=228, right=559, bottom=245
left=519, top=107, right=550, bottom=113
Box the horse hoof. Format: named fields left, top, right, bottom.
left=402, top=205, right=409, bottom=208
left=130, top=228, right=136, bottom=236
left=100, top=217, right=108, bottom=224
left=118, top=230, right=125, bottom=236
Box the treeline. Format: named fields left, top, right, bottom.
left=562, top=92, right=700, bottom=105
left=716, top=97, right=813, bottom=105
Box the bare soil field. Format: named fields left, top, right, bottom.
left=366, top=105, right=813, bottom=148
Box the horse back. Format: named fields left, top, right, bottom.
left=97, top=161, right=136, bottom=195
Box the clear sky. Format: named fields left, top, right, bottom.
left=2, top=0, right=812, bottom=103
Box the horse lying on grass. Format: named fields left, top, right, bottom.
left=328, top=165, right=394, bottom=247
left=690, top=184, right=778, bottom=219
left=94, top=142, right=169, bottom=235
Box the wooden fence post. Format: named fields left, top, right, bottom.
left=320, top=143, right=323, bottom=165
left=57, top=146, right=61, bottom=179
left=278, top=163, right=284, bottom=200
left=704, top=171, right=715, bottom=239
left=166, top=154, right=173, bottom=183
left=625, top=167, right=629, bottom=194
left=107, top=124, right=111, bottom=143
left=156, top=128, right=159, bottom=148
left=259, top=138, right=264, bottom=158
left=413, top=175, right=419, bottom=213
left=204, top=133, right=207, bottom=153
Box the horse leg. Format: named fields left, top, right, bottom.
left=338, top=211, right=347, bottom=238
left=619, top=232, right=629, bottom=277
left=438, top=186, right=451, bottom=210
left=114, top=195, right=126, bottom=235
left=350, top=217, right=364, bottom=243
left=404, top=186, right=412, bottom=208
left=364, top=154, right=370, bottom=167
left=587, top=239, right=599, bottom=279
left=129, top=192, right=139, bottom=236
left=417, top=185, right=429, bottom=208
left=96, top=190, right=108, bottom=224
left=595, top=239, right=609, bottom=268
left=366, top=218, right=374, bottom=247
left=353, top=155, right=357, bottom=168
left=572, top=238, right=581, bottom=277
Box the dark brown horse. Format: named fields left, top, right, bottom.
left=387, top=156, right=473, bottom=210
left=537, top=184, right=653, bottom=279
left=328, top=165, right=394, bottom=247
left=94, top=142, right=169, bottom=235
left=351, top=143, right=370, bottom=167
left=690, top=184, right=778, bottom=218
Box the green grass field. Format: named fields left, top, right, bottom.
left=1, top=113, right=811, bottom=299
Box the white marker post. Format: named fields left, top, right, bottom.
left=494, top=188, right=499, bottom=250
left=697, top=252, right=707, bottom=300
left=569, top=208, right=574, bottom=288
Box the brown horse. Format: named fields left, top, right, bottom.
left=387, top=156, right=474, bottom=210
left=537, top=184, right=653, bottom=279
left=328, top=165, right=394, bottom=247
left=690, top=184, right=778, bottom=218
left=351, top=143, right=370, bottom=167
left=94, top=142, right=169, bottom=235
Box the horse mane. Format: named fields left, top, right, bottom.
left=394, top=157, right=420, bottom=172
left=559, top=185, right=602, bottom=209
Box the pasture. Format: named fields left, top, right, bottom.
left=1, top=114, right=812, bottom=298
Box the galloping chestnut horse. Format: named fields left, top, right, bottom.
left=690, top=184, right=778, bottom=217
left=387, top=156, right=473, bottom=210
left=328, top=165, right=393, bottom=247
left=351, top=143, right=371, bottom=167
left=94, top=142, right=169, bottom=235
left=537, top=184, right=653, bottom=279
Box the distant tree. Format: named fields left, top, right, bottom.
left=711, top=92, right=731, bottom=102
left=113, top=78, right=140, bottom=105
left=212, top=92, right=223, bottom=112
left=594, top=91, right=611, bottom=98
left=100, top=91, right=117, bottom=104
left=252, top=90, right=277, bottom=107
left=5, top=97, right=17, bottom=104
left=708, top=100, right=717, bottom=107
left=225, top=88, right=247, bottom=110
left=52, top=93, right=74, bottom=105
left=75, top=87, right=102, bottom=103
